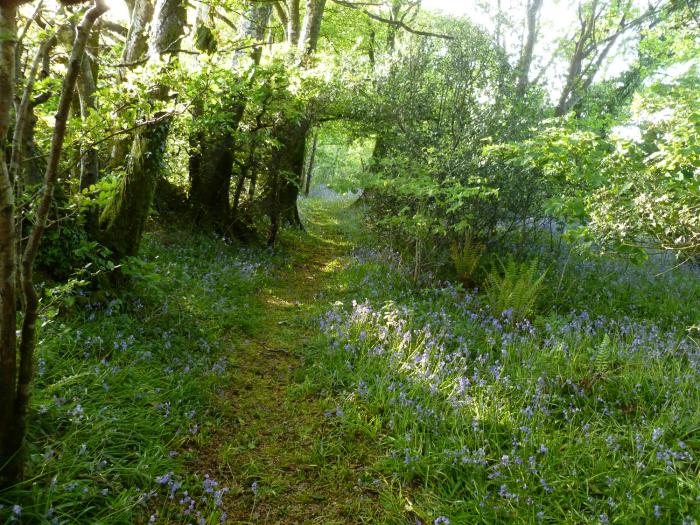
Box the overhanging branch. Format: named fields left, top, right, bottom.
left=331, top=0, right=453, bottom=40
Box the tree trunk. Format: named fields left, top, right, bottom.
left=19, top=39, right=54, bottom=188
left=299, top=0, right=327, bottom=55
left=304, top=129, right=318, bottom=195
left=109, top=0, right=155, bottom=168
left=386, top=1, right=401, bottom=52
left=515, top=0, right=543, bottom=98
left=78, top=60, right=99, bottom=188
left=99, top=120, right=167, bottom=256
left=188, top=5, right=270, bottom=229
left=231, top=166, right=248, bottom=218
left=188, top=127, right=238, bottom=229
left=19, top=105, right=46, bottom=186
left=232, top=124, right=264, bottom=218
left=99, top=0, right=185, bottom=258
left=287, top=0, right=301, bottom=46
left=1, top=0, right=107, bottom=488
left=248, top=169, right=258, bottom=201
left=0, top=4, right=19, bottom=490
left=554, top=0, right=644, bottom=116
left=265, top=119, right=308, bottom=244
left=265, top=0, right=325, bottom=244
left=78, top=31, right=99, bottom=191
left=9, top=35, right=55, bottom=188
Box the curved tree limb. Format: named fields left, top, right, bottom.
left=332, top=0, right=453, bottom=40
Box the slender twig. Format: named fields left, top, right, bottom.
left=12, top=0, right=108, bottom=481
left=17, top=0, right=44, bottom=48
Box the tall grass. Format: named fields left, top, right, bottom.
left=0, top=230, right=276, bottom=524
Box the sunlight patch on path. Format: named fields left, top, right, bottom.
left=196, top=199, right=382, bottom=525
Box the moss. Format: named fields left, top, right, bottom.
left=99, top=120, right=169, bottom=258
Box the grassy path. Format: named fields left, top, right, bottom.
left=205, top=199, right=382, bottom=524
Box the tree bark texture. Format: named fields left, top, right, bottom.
left=0, top=4, right=19, bottom=489
left=304, top=129, right=318, bottom=195
left=99, top=0, right=185, bottom=258
left=264, top=0, right=326, bottom=244
left=78, top=33, right=99, bottom=191
left=515, top=0, right=543, bottom=97
left=287, top=0, right=300, bottom=46
left=188, top=127, right=238, bottom=229
left=99, top=121, right=167, bottom=256
left=109, top=0, right=155, bottom=167
left=265, top=118, right=308, bottom=245
left=299, top=0, right=326, bottom=55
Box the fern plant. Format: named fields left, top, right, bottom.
left=484, top=256, right=547, bottom=322
left=450, top=234, right=486, bottom=288
left=593, top=334, right=615, bottom=375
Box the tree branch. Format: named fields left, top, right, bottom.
left=98, top=19, right=128, bottom=37
left=331, top=0, right=453, bottom=40
left=9, top=35, right=55, bottom=185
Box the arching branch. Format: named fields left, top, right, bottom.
left=331, top=0, right=453, bottom=40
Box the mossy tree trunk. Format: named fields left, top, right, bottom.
left=264, top=0, right=325, bottom=244
left=304, top=128, right=318, bottom=195
left=109, top=0, right=155, bottom=168
left=99, top=0, right=185, bottom=258
left=0, top=3, right=19, bottom=490
left=265, top=119, right=308, bottom=245
left=188, top=124, right=239, bottom=229
left=99, top=120, right=168, bottom=256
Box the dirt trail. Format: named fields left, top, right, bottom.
left=203, top=203, right=381, bottom=524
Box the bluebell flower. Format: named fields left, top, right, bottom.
left=155, top=472, right=173, bottom=484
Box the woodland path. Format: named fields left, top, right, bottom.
left=201, top=200, right=382, bottom=524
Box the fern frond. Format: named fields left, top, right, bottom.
left=594, top=334, right=613, bottom=375
left=484, top=256, right=547, bottom=322
left=451, top=233, right=485, bottom=287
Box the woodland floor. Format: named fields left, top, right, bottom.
left=199, top=199, right=384, bottom=524
left=5, top=196, right=696, bottom=524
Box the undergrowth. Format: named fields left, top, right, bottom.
left=303, top=205, right=700, bottom=524
left=2, top=198, right=699, bottom=524
left=0, top=230, right=277, bottom=524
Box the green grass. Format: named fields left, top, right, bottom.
left=299, top=203, right=700, bottom=524
left=0, top=229, right=277, bottom=524
left=2, top=197, right=698, bottom=524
